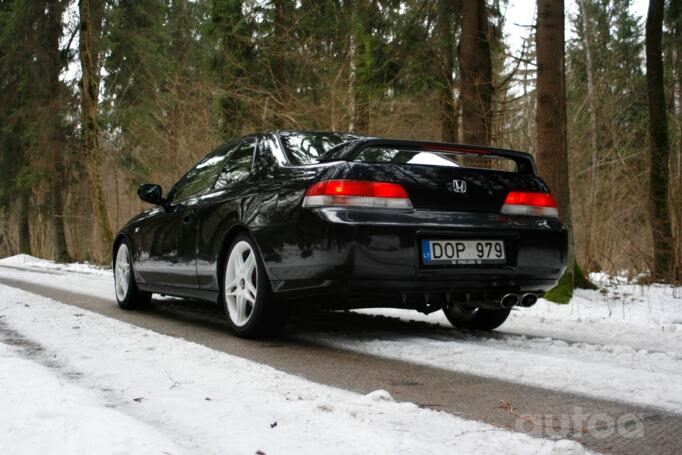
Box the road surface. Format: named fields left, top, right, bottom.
left=0, top=272, right=680, bottom=454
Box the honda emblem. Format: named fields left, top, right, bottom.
left=452, top=179, right=467, bottom=193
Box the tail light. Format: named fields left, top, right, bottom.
left=302, top=179, right=413, bottom=209
left=501, top=191, right=558, bottom=218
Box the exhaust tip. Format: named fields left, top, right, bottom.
left=500, top=293, right=520, bottom=309
left=520, top=293, right=538, bottom=307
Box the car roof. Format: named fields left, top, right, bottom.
left=264, top=130, right=369, bottom=138
left=244, top=130, right=536, bottom=174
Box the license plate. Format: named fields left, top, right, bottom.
left=422, top=239, right=506, bottom=265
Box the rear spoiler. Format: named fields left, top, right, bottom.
left=318, top=139, right=537, bottom=175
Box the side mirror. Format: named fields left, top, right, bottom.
left=137, top=184, right=164, bottom=205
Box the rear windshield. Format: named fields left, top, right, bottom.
left=354, top=147, right=518, bottom=172
left=279, top=132, right=360, bottom=165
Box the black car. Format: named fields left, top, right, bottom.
left=113, top=131, right=567, bottom=337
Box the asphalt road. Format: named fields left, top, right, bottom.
left=0, top=273, right=680, bottom=454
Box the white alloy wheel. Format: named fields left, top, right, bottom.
left=225, top=240, right=258, bottom=327
left=115, top=243, right=131, bottom=302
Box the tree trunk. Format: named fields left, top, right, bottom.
left=536, top=0, right=582, bottom=301
left=437, top=0, right=458, bottom=143
left=671, top=0, right=682, bottom=281
left=348, top=0, right=357, bottom=132
left=77, top=170, right=94, bottom=261
left=678, top=46, right=682, bottom=282
left=272, top=0, right=290, bottom=128
left=520, top=36, right=534, bottom=148
left=47, top=0, right=70, bottom=262
left=353, top=0, right=370, bottom=135
left=18, top=193, right=31, bottom=255
left=577, top=0, right=598, bottom=154
left=79, top=0, right=112, bottom=260
left=645, top=0, right=673, bottom=280
left=354, top=90, right=370, bottom=135
left=577, top=0, right=599, bottom=268
left=459, top=0, right=492, bottom=146
left=51, top=165, right=69, bottom=261
left=0, top=216, right=16, bottom=256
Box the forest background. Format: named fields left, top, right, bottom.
left=0, top=0, right=680, bottom=300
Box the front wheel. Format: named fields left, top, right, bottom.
left=114, top=242, right=151, bottom=310
left=443, top=304, right=510, bottom=331
left=221, top=234, right=287, bottom=338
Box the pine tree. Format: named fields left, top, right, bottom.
left=435, top=0, right=458, bottom=143
left=80, top=0, right=113, bottom=258
left=666, top=0, right=682, bottom=280
left=0, top=0, right=59, bottom=256
left=0, top=0, right=32, bottom=254
left=459, top=0, right=493, bottom=146
left=537, top=0, right=591, bottom=302
left=45, top=0, right=71, bottom=262
left=645, top=0, right=674, bottom=280
left=207, top=0, right=253, bottom=138
left=567, top=0, right=647, bottom=272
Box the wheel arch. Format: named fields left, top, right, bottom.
left=112, top=233, right=128, bottom=266
left=112, top=232, right=142, bottom=283
left=216, top=224, right=275, bottom=285
left=217, top=224, right=253, bottom=288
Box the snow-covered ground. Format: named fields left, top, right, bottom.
left=0, top=340, right=182, bottom=455
left=304, top=282, right=682, bottom=413
left=304, top=314, right=682, bottom=413
left=1, top=254, right=681, bottom=419
left=0, top=284, right=576, bottom=455
left=0, top=253, right=112, bottom=277
left=0, top=254, right=114, bottom=299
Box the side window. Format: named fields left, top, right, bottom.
left=252, top=135, right=282, bottom=177
left=214, top=137, right=257, bottom=189
left=170, top=144, right=234, bottom=202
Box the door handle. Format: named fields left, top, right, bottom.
left=182, top=209, right=195, bottom=224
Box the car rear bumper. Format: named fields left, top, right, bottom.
left=261, top=207, right=568, bottom=303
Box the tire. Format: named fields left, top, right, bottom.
left=220, top=233, right=287, bottom=338
left=442, top=304, right=511, bottom=331
left=114, top=241, right=151, bottom=310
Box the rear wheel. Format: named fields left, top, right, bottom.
left=443, top=304, right=510, bottom=331
left=221, top=234, right=287, bottom=338
left=114, top=242, right=151, bottom=310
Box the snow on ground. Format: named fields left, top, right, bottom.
left=1, top=255, right=681, bottom=414
left=307, top=279, right=682, bottom=413
left=0, top=284, right=575, bottom=455
left=0, top=254, right=114, bottom=300
left=0, top=253, right=111, bottom=277
left=0, top=343, right=181, bottom=455
left=301, top=320, right=682, bottom=413
left=355, top=277, right=682, bottom=354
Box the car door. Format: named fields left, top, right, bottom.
left=194, top=137, right=260, bottom=289
left=136, top=145, right=233, bottom=288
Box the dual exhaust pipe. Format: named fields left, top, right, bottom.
left=500, top=293, right=538, bottom=309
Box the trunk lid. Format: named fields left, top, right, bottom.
left=344, top=143, right=548, bottom=213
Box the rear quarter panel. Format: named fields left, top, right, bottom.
left=195, top=161, right=349, bottom=290
left=255, top=162, right=351, bottom=282
left=194, top=180, right=279, bottom=290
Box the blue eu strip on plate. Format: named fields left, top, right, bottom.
left=422, top=239, right=431, bottom=263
